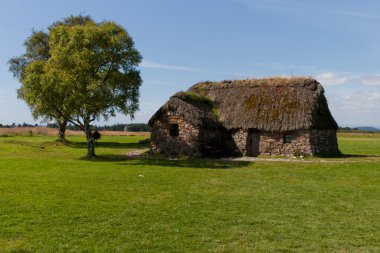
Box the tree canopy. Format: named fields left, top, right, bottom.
left=9, top=15, right=96, bottom=140
left=9, top=15, right=142, bottom=157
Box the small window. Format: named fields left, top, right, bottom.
left=284, top=134, right=292, bottom=143
left=169, top=124, right=179, bottom=137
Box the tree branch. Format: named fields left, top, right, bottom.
left=102, top=62, right=114, bottom=84
left=67, top=118, right=85, bottom=131
left=52, top=104, right=85, bottom=131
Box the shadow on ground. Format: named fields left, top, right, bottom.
left=83, top=154, right=251, bottom=169
left=316, top=153, right=380, bottom=158
left=342, top=154, right=380, bottom=158
left=67, top=141, right=148, bottom=150
left=123, top=158, right=251, bottom=169
left=80, top=152, right=380, bottom=169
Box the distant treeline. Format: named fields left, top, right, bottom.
left=96, top=123, right=150, bottom=132
left=337, top=127, right=379, bottom=133
left=46, top=123, right=150, bottom=132
left=0, top=122, right=150, bottom=132
left=338, top=127, right=359, bottom=132
left=0, top=122, right=37, bottom=128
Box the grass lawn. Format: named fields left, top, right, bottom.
left=0, top=133, right=379, bottom=252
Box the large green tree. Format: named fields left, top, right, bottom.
left=9, top=16, right=94, bottom=141
left=10, top=16, right=142, bottom=158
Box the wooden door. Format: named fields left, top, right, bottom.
left=248, top=130, right=260, bottom=157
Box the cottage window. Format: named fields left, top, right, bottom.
left=169, top=124, right=179, bottom=137
left=284, top=134, right=292, bottom=143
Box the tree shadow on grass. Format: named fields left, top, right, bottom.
left=79, top=154, right=136, bottom=162
left=66, top=141, right=149, bottom=150
left=83, top=154, right=251, bottom=169
left=123, top=158, right=251, bottom=169
left=342, top=154, right=380, bottom=158
left=315, top=153, right=380, bottom=158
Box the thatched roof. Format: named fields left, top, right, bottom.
left=150, top=77, right=338, bottom=132
left=148, top=91, right=221, bottom=128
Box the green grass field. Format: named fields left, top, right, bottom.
left=0, top=133, right=379, bottom=252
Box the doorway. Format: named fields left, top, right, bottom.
left=248, top=130, right=260, bottom=157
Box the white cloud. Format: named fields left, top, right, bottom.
left=314, top=72, right=353, bottom=85
left=140, top=60, right=254, bottom=78
left=140, top=60, right=202, bottom=72
left=233, top=0, right=316, bottom=13
left=234, top=0, right=380, bottom=21
left=361, top=75, right=380, bottom=85
left=328, top=90, right=380, bottom=126
left=315, top=72, right=380, bottom=86
left=141, top=60, right=380, bottom=87
left=335, top=92, right=380, bottom=112
left=341, top=92, right=380, bottom=110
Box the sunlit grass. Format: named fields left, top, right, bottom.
left=0, top=134, right=379, bottom=252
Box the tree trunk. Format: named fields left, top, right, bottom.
left=85, top=125, right=96, bottom=158
left=58, top=119, right=67, bottom=142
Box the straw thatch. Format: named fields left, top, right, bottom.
left=186, top=77, right=338, bottom=132
left=149, top=91, right=220, bottom=128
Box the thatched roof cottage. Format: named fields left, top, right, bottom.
left=149, top=77, right=339, bottom=157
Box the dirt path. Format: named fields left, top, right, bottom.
left=222, top=157, right=311, bottom=163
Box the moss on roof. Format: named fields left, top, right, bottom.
left=148, top=91, right=220, bottom=128
left=150, top=77, right=338, bottom=132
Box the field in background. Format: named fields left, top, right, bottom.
left=1, top=126, right=379, bottom=139
left=0, top=126, right=150, bottom=137
left=0, top=133, right=379, bottom=252
left=338, top=132, right=380, bottom=156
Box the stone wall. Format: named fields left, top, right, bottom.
left=259, top=130, right=313, bottom=156
left=150, top=111, right=200, bottom=155
left=231, top=129, right=314, bottom=156
left=310, top=129, right=339, bottom=154
left=199, top=128, right=240, bottom=157
left=231, top=129, right=248, bottom=155
left=151, top=117, right=338, bottom=156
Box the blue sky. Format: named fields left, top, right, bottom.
left=1, top=0, right=380, bottom=127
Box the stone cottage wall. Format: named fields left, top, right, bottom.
left=198, top=128, right=240, bottom=157
left=259, top=130, right=313, bottom=156
left=231, top=129, right=248, bottom=155
left=150, top=112, right=200, bottom=155
left=151, top=119, right=338, bottom=156
left=231, top=129, right=313, bottom=156
left=310, top=129, right=339, bottom=154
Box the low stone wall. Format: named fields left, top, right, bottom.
left=310, top=129, right=339, bottom=154
left=150, top=112, right=199, bottom=155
